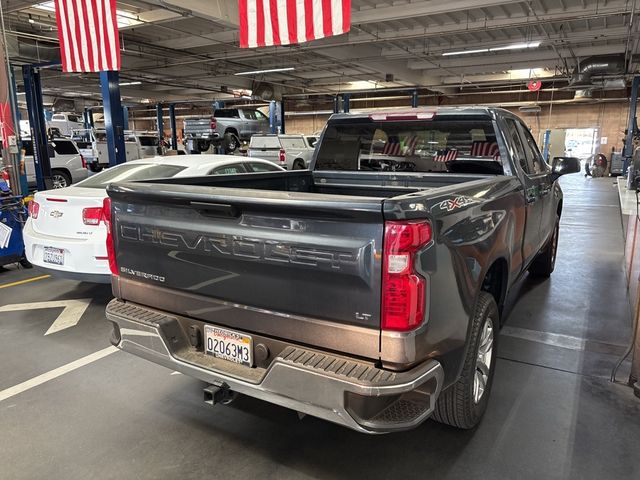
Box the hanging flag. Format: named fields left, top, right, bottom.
left=239, top=0, right=351, bottom=49
left=54, top=0, right=121, bottom=72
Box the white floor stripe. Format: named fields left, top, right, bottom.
left=501, top=326, right=586, bottom=351
left=0, top=346, right=118, bottom=402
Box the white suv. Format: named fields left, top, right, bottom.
left=23, top=138, right=88, bottom=189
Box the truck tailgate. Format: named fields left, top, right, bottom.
left=108, top=183, right=384, bottom=350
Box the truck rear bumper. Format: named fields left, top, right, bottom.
left=106, top=299, right=444, bottom=434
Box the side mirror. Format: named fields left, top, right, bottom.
left=551, top=156, right=581, bottom=180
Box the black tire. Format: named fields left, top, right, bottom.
left=51, top=170, right=71, bottom=189
left=528, top=215, right=559, bottom=278
left=223, top=133, right=239, bottom=152
left=89, top=163, right=103, bottom=173
left=432, top=292, right=498, bottom=429
left=292, top=159, right=305, bottom=170
left=19, top=257, right=33, bottom=268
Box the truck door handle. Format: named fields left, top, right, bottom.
left=190, top=201, right=239, bottom=217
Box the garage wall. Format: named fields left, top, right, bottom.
left=285, top=101, right=631, bottom=156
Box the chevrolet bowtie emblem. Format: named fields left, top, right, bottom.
left=50, top=210, right=64, bottom=218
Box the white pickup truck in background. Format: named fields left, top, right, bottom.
left=248, top=134, right=317, bottom=169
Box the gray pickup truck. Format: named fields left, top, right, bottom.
left=105, top=107, right=579, bottom=433
left=184, top=108, right=270, bottom=154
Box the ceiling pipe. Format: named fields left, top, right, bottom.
left=569, top=55, right=626, bottom=87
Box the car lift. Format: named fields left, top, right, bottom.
left=22, top=63, right=128, bottom=192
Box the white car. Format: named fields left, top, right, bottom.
left=23, top=155, right=284, bottom=283
left=248, top=134, right=316, bottom=170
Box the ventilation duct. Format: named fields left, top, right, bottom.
left=569, top=55, right=626, bottom=88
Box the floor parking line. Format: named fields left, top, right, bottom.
left=0, top=346, right=118, bottom=403
left=0, top=275, right=50, bottom=290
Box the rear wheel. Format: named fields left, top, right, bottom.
left=223, top=133, right=239, bottom=152
left=19, top=257, right=33, bottom=268
left=292, top=159, right=305, bottom=170
left=51, top=170, right=71, bottom=189
left=89, top=163, right=103, bottom=173
left=432, top=292, right=498, bottom=429
left=528, top=215, right=559, bottom=277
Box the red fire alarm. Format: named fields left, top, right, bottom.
left=528, top=80, right=542, bottom=92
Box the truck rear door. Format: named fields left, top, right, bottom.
left=109, top=184, right=384, bottom=359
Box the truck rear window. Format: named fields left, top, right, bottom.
left=315, top=117, right=503, bottom=174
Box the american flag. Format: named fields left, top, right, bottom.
left=239, top=0, right=351, bottom=49
left=54, top=0, right=121, bottom=72
left=470, top=141, right=500, bottom=157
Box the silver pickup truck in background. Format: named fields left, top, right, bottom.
left=184, top=108, right=270, bottom=154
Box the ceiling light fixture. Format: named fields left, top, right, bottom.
left=234, top=67, right=295, bottom=75
left=120, top=81, right=142, bottom=86
left=442, top=41, right=541, bottom=56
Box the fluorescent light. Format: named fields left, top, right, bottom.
left=442, top=48, right=489, bottom=56
left=442, top=41, right=541, bottom=56
left=490, top=41, right=541, bottom=52
left=120, top=81, right=142, bottom=86
left=234, top=67, right=295, bottom=76
left=16, top=92, right=25, bottom=95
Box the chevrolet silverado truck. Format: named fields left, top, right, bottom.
left=184, top=108, right=270, bottom=154
left=104, top=107, right=580, bottom=433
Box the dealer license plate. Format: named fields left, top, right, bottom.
left=43, top=247, right=64, bottom=265
left=204, top=325, right=252, bottom=367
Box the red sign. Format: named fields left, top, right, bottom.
left=528, top=80, right=542, bottom=92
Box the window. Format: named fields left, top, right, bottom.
left=503, top=118, right=529, bottom=174
left=214, top=109, right=239, bottom=118
left=52, top=114, right=64, bottom=121
left=22, top=140, right=34, bottom=156
left=138, top=136, right=159, bottom=147
left=67, top=115, right=80, bottom=123
left=255, top=110, right=268, bottom=120
left=75, top=164, right=187, bottom=188
left=315, top=116, right=502, bottom=174
left=306, top=136, right=318, bottom=148
left=247, top=162, right=280, bottom=172
left=210, top=164, right=247, bottom=175
left=51, top=140, right=79, bottom=155
left=242, top=109, right=258, bottom=120
left=518, top=123, right=547, bottom=174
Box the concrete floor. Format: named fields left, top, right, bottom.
left=1, top=174, right=639, bottom=480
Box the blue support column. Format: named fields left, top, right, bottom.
left=343, top=93, right=350, bottom=113
left=269, top=100, right=277, bottom=133
left=542, top=129, right=551, bottom=162
left=99, top=71, right=126, bottom=166
left=83, top=108, right=92, bottom=130
left=280, top=101, right=285, bottom=134
left=169, top=104, right=177, bottom=150
left=122, top=106, right=129, bottom=130
left=333, top=95, right=340, bottom=114
left=213, top=100, right=224, bottom=110
left=22, top=65, right=52, bottom=191
left=156, top=104, right=163, bottom=140
left=9, top=66, right=28, bottom=195
left=411, top=89, right=419, bottom=108
left=623, top=75, right=640, bottom=176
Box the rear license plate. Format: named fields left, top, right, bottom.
left=43, top=247, right=64, bottom=265
left=204, top=326, right=252, bottom=367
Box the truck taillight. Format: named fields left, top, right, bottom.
left=102, top=197, right=118, bottom=276
left=381, top=220, right=431, bottom=331
left=28, top=200, right=40, bottom=219
left=82, top=206, right=103, bottom=225
left=279, top=149, right=286, bottom=164
left=80, top=154, right=87, bottom=169
left=210, top=118, right=217, bottom=129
